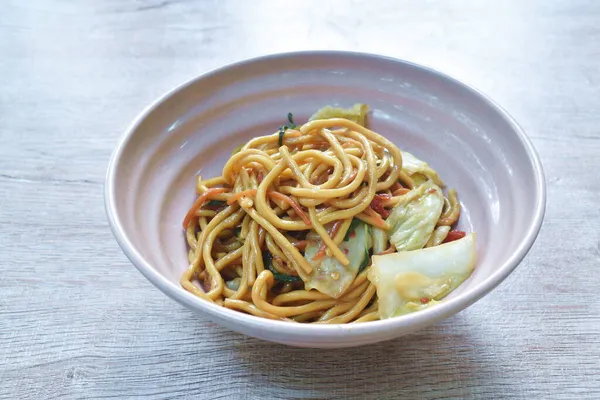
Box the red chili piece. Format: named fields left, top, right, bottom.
left=369, top=194, right=391, bottom=219
left=443, top=230, right=467, bottom=243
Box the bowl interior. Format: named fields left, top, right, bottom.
left=107, top=52, right=543, bottom=346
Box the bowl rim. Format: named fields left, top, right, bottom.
left=104, top=50, right=546, bottom=339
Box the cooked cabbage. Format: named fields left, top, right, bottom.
left=368, top=233, right=476, bottom=318
left=371, top=227, right=388, bottom=255
left=386, top=180, right=444, bottom=251
left=303, top=220, right=372, bottom=298
left=310, top=103, right=369, bottom=126
left=401, top=150, right=445, bottom=187
left=426, top=226, right=451, bottom=247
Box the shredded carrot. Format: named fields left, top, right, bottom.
left=390, top=182, right=403, bottom=193
left=268, top=191, right=311, bottom=225
left=328, top=220, right=344, bottom=238
left=314, top=169, right=334, bottom=185
left=443, top=230, right=466, bottom=243
left=182, top=188, right=227, bottom=229
left=292, top=240, right=309, bottom=251
left=370, top=193, right=391, bottom=218
left=312, top=220, right=343, bottom=260
left=341, top=138, right=362, bottom=148
left=313, top=245, right=327, bottom=260
left=227, top=189, right=258, bottom=205
left=393, top=188, right=411, bottom=196
left=377, top=244, right=396, bottom=255
left=364, top=207, right=388, bottom=229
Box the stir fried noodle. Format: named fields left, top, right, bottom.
left=180, top=105, right=463, bottom=323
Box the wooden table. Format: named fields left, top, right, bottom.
left=2, top=1, right=599, bottom=398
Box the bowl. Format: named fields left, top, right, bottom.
left=105, top=51, right=545, bottom=348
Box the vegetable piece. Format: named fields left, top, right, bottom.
left=287, top=113, right=296, bottom=128
left=343, top=218, right=361, bottom=242
left=400, top=150, right=445, bottom=187
left=393, top=188, right=411, bottom=196
left=378, top=244, right=396, bottom=255
left=278, top=126, right=286, bottom=146
left=370, top=194, right=391, bottom=218
left=231, top=144, right=244, bottom=155
left=371, top=227, right=388, bottom=255
left=291, top=240, right=308, bottom=251
left=311, top=220, right=344, bottom=260
left=226, top=277, right=241, bottom=291
left=358, top=248, right=371, bottom=272
left=443, top=230, right=467, bottom=243
left=303, top=220, right=372, bottom=298
left=386, top=181, right=444, bottom=251
left=426, top=226, right=451, bottom=247
left=182, top=188, right=227, bottom=229
left=276, top=112, right=297, bottom=147
left=227, top=189, right=257, bottom=205
left=268, top=191, right=311, bottom=226
left=368, top=233, right=476, bottom=318
left=309, top=103, right=369, bottom=127
left=363, top=207, right=389, bottom=229
left=263, top=251, right=301, bottom=283
left=206, top=200, right=226, bottom=207
left=390, top=182, right=403, bottom=193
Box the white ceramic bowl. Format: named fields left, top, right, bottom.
left=105, top=51, right=545, bottom=348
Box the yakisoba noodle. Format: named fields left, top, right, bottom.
left=180, top=105, right=465, bottom=323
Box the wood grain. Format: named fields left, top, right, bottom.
left=1, top=0, right=599, bottom=398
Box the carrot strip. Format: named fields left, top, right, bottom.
left=182, top=188, right=227, bottom=229
left=226, top=189, right=258, bottom=205
left=312, top=245, right=327, bottom=260
left=390, top=182, right=403, bottom=193
left=268, top=191, right=311, bottom=226
left=363, top=207, right=388, bottom=229
left=443, top=230, right=466, bottom=243
left=312, top=220, right=343, bottom=260
left=377, top=244, right=396, bottom=255
left=314, top=168, right=333, bottom=185
left=292, top=240, right=309, bottom=251
left=370, top=193, right=391, bottom=219
left=392, top=188, right=411, bottom=196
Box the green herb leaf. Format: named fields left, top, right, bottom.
left=358, top=249, right=371, bottom=272
left=206, top=200, right=225, bottom=207
left=343, top=218, right=361, bottom=242
left=231, top=144, right=244, bottom=155
left=263, top=250, right=301, bottom=282
left=278, top=125, right=286, bottom=147
left=287, top=112, right=296, bottom=128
